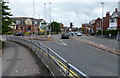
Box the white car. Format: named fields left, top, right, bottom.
left=77, top=32, right=82, bottom=36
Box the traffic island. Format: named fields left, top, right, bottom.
left=24, top=36, right=53, bottom=41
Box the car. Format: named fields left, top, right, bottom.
left=14, top=33, right=24, bottom=36
left=61, top=32, right=70, bottom=39
left=69, top=32, right=75, bottom=36
left=77, top=32, right=82, bottom=36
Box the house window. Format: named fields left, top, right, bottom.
left=111, top=19, right=115, bottom=23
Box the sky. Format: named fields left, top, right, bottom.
left=5, top=0, right=120, bottom=27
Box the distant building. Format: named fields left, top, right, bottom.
left=82, top=12, right=110, bottom=35
left=108, top=8, right=120, bottom=30
left=11, top=17, right=47, bottom=33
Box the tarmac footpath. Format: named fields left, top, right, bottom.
left=2, top=41, right=52, bottom=77
left=72, top=37, right=120, bottom=56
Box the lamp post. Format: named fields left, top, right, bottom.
left=33, top=0, right=35, bottom=35
left=101, top=2, right=104, bottom=36
left=44, top=3, right=46, bottom=20
left=49, top=2, right=52, bottom=35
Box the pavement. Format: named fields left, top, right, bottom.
left=71, top=34, right=120, bottom=55
left=2, top=41, right=52, bottom=77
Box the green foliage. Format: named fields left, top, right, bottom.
left=1, top=1, right=13, bottom=34
left=81, top=28, right=84, bottom=31
left=51, top=21, right=60, bottom=34
left=23, top=32, right=31, bottom=35
left=98, top=30, right=120, bottom=36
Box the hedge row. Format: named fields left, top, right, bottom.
left=98, top=30, right=120, bottom=36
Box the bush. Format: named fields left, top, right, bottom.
left=23, top=32, right=30, bottom=35
left=97, top=30, right=120, bottom=36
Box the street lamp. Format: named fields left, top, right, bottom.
left=101, top=2, right=104, bottom=36
left=49, top=2, right=52, bottom=35
left=44, top=3, right=46, bottom=20
left=33, top=0, right=35, bottom=35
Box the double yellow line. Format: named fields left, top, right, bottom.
left=51, top=56, right=80, bottom=78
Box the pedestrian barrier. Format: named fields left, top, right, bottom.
left=6, top=36, right=89, bottom=78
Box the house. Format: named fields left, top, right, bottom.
left=11, top=17, right=47, bottom=34
left=108, top=8, right=120, bottom=30
left=82, top=12, right=110, bottom=35
left=82, top=23, right=93, bottom=34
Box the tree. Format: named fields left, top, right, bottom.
left=1, top=1, right=13, bottom=34
left=51, top=21, right=60, bottom=34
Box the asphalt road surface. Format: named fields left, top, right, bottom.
left=36, top=35, right=119, bottom=76
left=2, top=41, right=51, bottom=77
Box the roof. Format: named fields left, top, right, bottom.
left=110, top=8, right=120, bottom=18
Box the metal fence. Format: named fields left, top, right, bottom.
left=6, top=36, right=89, bottom=78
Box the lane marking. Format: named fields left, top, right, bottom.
left=16, top=70, right=18, bottom=72
left=59, top=42, right=67, bottom=46
left=24, top=70, right=27, bottom=71
left=34, top=68, right=36, bottom=71
left=63, top=42, right=67, bottom=46
left=60, top=39, right=62, bottom=42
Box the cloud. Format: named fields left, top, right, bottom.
left=8, top=1, right=118, bottom=27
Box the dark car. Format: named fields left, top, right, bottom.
left=14, top=33, right=24, bottom=36
left=61, top=32, right=70, bottom=39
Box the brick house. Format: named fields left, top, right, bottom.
left=108, top=8, right=120, bottom=30
left=11, top=17, right=46, bottom=34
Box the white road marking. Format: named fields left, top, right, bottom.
left=24, top=70, right=27, bottom=71
left=34, top=68, right=35, bottom=71
left=16, top=70, right=18, bottom=72
left=63, top=42, right=67, bottom=46
left=59, top=42, right=67, bottom=46
left=60, top=39, right=62, bottom=42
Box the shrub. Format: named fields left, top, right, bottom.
left=23, top=32, right=30, bottom=35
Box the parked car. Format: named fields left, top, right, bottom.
left=77, top=32, right=82, bottom=36
left=61, top=32, right=70, bottom=39
left=14, top=33, right=24, bottom=36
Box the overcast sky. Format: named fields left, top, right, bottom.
left=7, top=0, right=120, bottom=27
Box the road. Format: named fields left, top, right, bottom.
left=36, top=35, right=119, bottom=76
left=2, top=41, right=51, bottom=76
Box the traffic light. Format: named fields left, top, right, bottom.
left=70, top=22, right=73, bottom=28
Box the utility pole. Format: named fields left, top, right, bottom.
left=101, top=2, right=104, bottom=36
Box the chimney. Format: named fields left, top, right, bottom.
left=115, top=8, right=118, bottom=12
left=106, top=12, right=110, bottom=17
